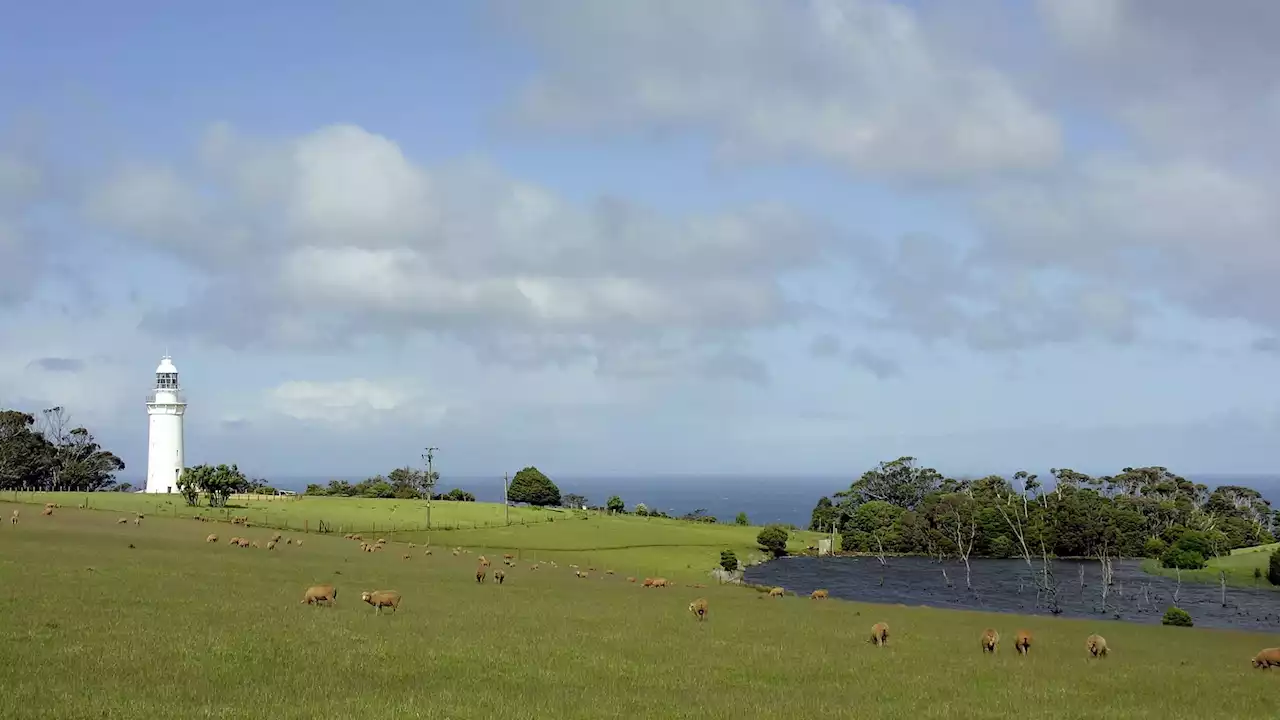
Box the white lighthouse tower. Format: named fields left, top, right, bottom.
left=145, top=354, right=186, bottom=494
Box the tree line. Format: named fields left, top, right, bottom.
left=809, top=457, right=1276, bottom=577
left=0, top=408, right=126, bottom=491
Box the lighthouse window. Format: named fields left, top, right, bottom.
left=157, top=373, right=178, bottom=389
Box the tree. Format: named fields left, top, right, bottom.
left=757, top=524, right=789, bottom=557
left=938, top=490, right=978, bottom=588
left=183, top=463, right=248, bottom=507
left=0, top=410, right=54, bottom=488
left=606, top=495, right=625, bottom=514
left=1270, top=549, right=1280, bottom=586
left=176, top=468, right=201, bottom=506
left=809, top=496, right=838, bottom=533
left=838, top=456, right=943, bottom=511
left=562, top=493, right=588, bottom=509
left=437, top=488, right=475, bottom=502
left=735, top=512, right=749, bottom=526
left=388, top=466, right=425, bottom=499
left=634, top=502, right=649, bottom=516
left=719, top=549, right=739, bottom=572
left=507, top=466, right=561, bottom=507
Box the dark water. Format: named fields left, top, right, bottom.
left=745, top=556, right=1280, bottom=632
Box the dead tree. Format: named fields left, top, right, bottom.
left=1173, top=567, right=1183, bottom=605
left=1220, top=570, right=1227, bottom=607
left=946, top=493, right=978, bottom=590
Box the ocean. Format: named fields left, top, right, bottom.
left=247, top=473, right=1280, bottom=529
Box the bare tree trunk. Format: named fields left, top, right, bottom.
left=1174, top=567, right=1182, bottom=605
left=1078, top=564, right=1085, bottom=594
left=873, top=531, right=888, bottom=567
left=1220, top=570, right=1227, bottom=607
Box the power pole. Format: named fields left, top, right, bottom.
left=504, top=473, right=510, bottom=526
left=422, top=447, right=438, bottom=529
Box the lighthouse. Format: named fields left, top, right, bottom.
left=145, top=354, right=187, bottom=494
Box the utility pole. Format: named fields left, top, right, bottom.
left=422, top=447, right=438, bottom=529
left=503, top=473, right=510, bottom=526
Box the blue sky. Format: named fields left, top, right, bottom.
left=3, top=0, right=1280, bottom=483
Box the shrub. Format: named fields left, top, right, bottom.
left=1161, top=548, right=1206, bottom=570
left=757, top=525, right=789, bottom=557
left=1162, top=606, right=1194, bottom=627
left=735, top=512, right=749, bottom=526
left=1143, top=536, right=1167, bottom=559
left=719, top=549, right=739, bottom=572
left=1269, top=549, right=1280, bottom=586
left=1170, top=529, right=1215, bottom=559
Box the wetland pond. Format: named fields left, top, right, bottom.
left=744, top=556, right=1280, bottom=632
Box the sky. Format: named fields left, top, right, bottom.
left=2, top=0, right=1280, bottom=483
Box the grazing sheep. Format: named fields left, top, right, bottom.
left=1014, top=630, right=1032, bottom=655
left=503, top=553, right=513, bottom=560
left=575, top=570, right=587, bottom=578
left=478, top=555, right=490, bottom=567
left=78, top=503, right=85, bottom=509
left=1252, top=647, right=1280, bottom=668
left=768, top=587, right=784, bottom=598
left=981, top=629, right=1000, bottom=654
left=606, top=570, right=615, bottom=575
left=237, top=539, right=250, bottom=548
left=42, top=507, right=53, bottom=516
left=476, top=565, right=487, bottom=583
left=270, top=532, right=282, bottom=543
left=228, top=537, right=240, bottom=545
left=642, top=578, right=654, bottom=587
left=117, top=517, right=128, bottom=524
left=352, top=534, right=363, bottom=541
left=10, top=509, right=18, bottom=524
left=301, top=584, right=338, bottom=606
left=494, top=569, right=505, bottom=585
left=295, top=540, right=303, bottom=547
left=423, top=549, right=432, bottom=556
left=408, top=543, right=416, bottom=549
left=403, top=554, right=412, bottom=560
left=651, top=577, right=668, bottom=588
left=689, top=597, right=708, bottom=622
left=372, top=544, right=383, bottom=552
left=344, top=534, right=353, bottom=540
left=266, top=540, right=277, bottom=550
left=206, top=533, right=218, bottom=543
left=627, top=577, right=636, bottom=583
left=1086, top=634, right=1109, bottom=658
left=810, top=589, right=828, bottom=599
left=587, top=567, right=596, bottom=572
left=285, top=538, right=292, bottom=544
left=870, top=622, right=890, bottom=646
left=361, top=590, right=402, bottom=615
left=251, top=540, right=260, bottom=549
left=452, top=550, right=460, bottom=556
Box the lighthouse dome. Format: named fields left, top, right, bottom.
left=155, top=356, right=178, bottom=374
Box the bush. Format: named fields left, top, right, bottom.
left=1170, top=529, right=1215, bottom=559
left=1162, top=606, right=1194, bottom=627
left=1143, top=536, right=1167, bottom=559
left=719, top=549, right=739, bottom=572
left=1269, top=549, right=1280, bottom=586
left=757, top=525, right=789, bottom=557
left=1161, top=548, right=1207, bottom=570
left=735, top=512, right=749, bottom=526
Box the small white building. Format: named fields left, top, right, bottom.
left=144, top=354, right=187, bottom=494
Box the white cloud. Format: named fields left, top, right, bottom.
left=266, top=378, right=447, bottom=428
left=498, top=0, right=1061, bottom=180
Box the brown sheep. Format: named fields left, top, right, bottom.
left=1086, top=634, right=1109, bottom=658
left=768, top=587, right=785, bottom=598
left=642, top=577, right=654, bottom=587
left=478, top=555, right=490, bottom=567
left=251, top=540, right=260, bottom=549
left=228, top=537, right=240, bottom=545
left=351, top=534, right=363, bottom=541
left=476, top=565, right=487, bottom=583
left=10, top=509, right=18, bottom=524
left=238, top=538, right=250, bottom=548
left=42, top=507, right=53, bottom=516
left=494, top=569, right=506, bottom=585
left=206, top=533, right=218, bottom=543
left=870, top=622, right=890, bottom=646
left=301, top=584, right=338, bottom=606
left=627, top=577, right=636, bottom=583
left=266, top=540, right=277, bottom=550
left=1014, top=630, right=1032, bottom=655
left=361, top=590, right=401, bottom=615
left=1251, top=647, right=1280, bottom=668
left=503, top=553, right=513, bottom=560
left=689, top=597, right=708, bottom=622
left=651, top=577, right=668, bottom=588
left=117, top=517, right=128, bottom=524
left=270, top=532, right=282, bottom=543
left=981, top=629, right=1000, bottom=654
left=810, top=589, right=828, bottom=599
left=343, top=534, right=353, bottom=540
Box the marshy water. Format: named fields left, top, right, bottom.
left=744, top=556, right=1280, bottom=631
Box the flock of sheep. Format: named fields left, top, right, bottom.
left=14, top=501, right=1280, bottom=669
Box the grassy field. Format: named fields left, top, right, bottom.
left=1141, top=541, right=1280, bottom=590
left=2, top=499, right=1278, bottom=719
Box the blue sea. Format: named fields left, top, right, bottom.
left=220, top=473, right=1280, bottom=529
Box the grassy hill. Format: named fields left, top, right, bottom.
left=1141, top=541, right=1280, bottom=589
left=2, top=495, right=1277, bottom=718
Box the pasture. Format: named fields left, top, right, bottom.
left=1141, top=540, right=1280, bottom=589
left=1, top=500, right=1277, bottom=719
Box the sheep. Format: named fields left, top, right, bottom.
left=768, top=587, right=784, bottom=598
left=286, top=538, right=292, bottom=544
left=810, top=589, right=828, bottom=599
left=10, top=509, right=18, bottom=524
left=228, top=537, right=240, bottom=545
left=408, top=543, right=416, bottom=549
left=494, top=569, right=506, bottom=585
left=251, top=540, right=260, bottom=549
left=351, top=534, right=363, bottom=541
left=376, top=538, right=386, bottom=545
left=266, top=540, right=277, bottom=550
left=301, top=584, right=338, bottom=606
left=452, top=550, right=460, bottom=556
left=478, top=555, right=490, bottom=567
left=503, top=553, right=513, bottom=560
left=981, top=629, right=1000, bottom=654
left=626, top=577, right=636, bottom=583
left=41, top=507, right=53, bottom=516
left=1251, top=647, right=1280, bottom=668
left=361, top=590, right=401, bottom=615
left=606, top=570, right=615, bottom=575
left=689, top=597, right=708, bottom=622
left=1014, top=630, right=1032, bottom=655
left=423, top=549, right=432, bottom=556
left=237, top=538, right=250, bottom=548
left=870, top=622, right=890, bottom=646
left=295, top=540, right=303, bottom=547
left=270, top=532, right=282, bottom=543
left=642, top=578, right=654, bottom=587
left=344, top=534, right=353, bottom=540
left=117, top=517, right=128, bottom=524
left=1086, top=634, right=1109, bottom=658
left=576, top=570, right=589, bottom=579
left=651, top=577, right=668, bottom=588
left=476, top=565, right=487, bottom=583
left=206, top=533, right=218, bottom=543
left=133, top=516, right=142, bottom=525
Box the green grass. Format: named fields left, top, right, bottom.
left=2, top=500, right=1277, bottom=719
left=1141, top=541, right=1280, bottom=589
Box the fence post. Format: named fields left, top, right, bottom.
left=304, top=519, right=308, bottom=534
